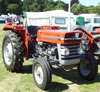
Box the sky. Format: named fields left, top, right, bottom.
left=54, top=0, right=99, bottom=6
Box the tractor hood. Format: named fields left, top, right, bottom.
left=37, top=26, right=82, bottom=44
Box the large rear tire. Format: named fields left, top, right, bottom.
left=2, top=31, right=24, bottom=72
left=32, top=57, right=52, bottom=90
left=78, top=52, right=98, bottom=80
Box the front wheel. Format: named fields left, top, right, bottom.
left=32, top=57, right=52, bottom=90
left=78, top=52, right=98, bottom=80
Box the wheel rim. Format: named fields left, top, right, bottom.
left=34, top=64, right=43, bottom=85
left=80, top=58, right=91, bottom=76
left=3, top=39, right=13, bottom=66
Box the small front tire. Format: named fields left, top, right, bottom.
left=32, top=57, right=52, bottom=90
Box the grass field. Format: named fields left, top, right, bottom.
left=0, top=24, right=100, bottom=92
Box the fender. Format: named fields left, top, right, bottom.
left=3, top=22, right=28, bottom=58
left=74, top=27, right=94, bottom=44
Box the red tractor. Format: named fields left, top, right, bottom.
left=2, top=22, right=98, bottom=89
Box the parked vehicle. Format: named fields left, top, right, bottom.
left=0, top=17, right=5, bottom=23
left=0, top=17, right=12, bottom=23
left=78, top=14, right=100, bottom=31
left=2, top=11, right=98, bottom=90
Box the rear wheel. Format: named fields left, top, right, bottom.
left=32, top=57, right=52, bottom=90
left=2, top=31, right=24, bottom=72
left=78, top=52, right=98, bottom=80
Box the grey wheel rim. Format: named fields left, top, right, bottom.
left=4, top=39, right=13, bottom=66
left=80, top=58, right=91, bottom=76
left=34, top=64, right=44, bottom=85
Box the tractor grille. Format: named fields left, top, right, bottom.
left=64, top=33, right=82, bottom=43
left=61, top=44, right=80, bottom=60
left=65, top=33, right=82, bottom=38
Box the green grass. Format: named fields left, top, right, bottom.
left=0, top=24, right=100, bottom=92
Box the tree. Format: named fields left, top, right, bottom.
left=95, top=5, right=100, bottom=15
left=6, top=4, right=18, bottom=14
left=64, top=0, right=79, bottom=11
left=39, top=0, right=53, bottom=11
left=87, top=6, right=96, bottom=13
left=0, top=0, right=7, bottom=14
left=71, top=0, right=79, bottom=6
left=29, top=0, right=54, bottom=12
left=43, top=2, right=55, bottom=11
left=71, top=3, right=88, bottom=14
left=29, top=0, right=40, bottom=12
left=0, top=0, right=22, bottom=14
left=55, top=2, right=65, bottom=10
left=0, top=0, right=99, bottom=15
left=5, top=0, right=21, bottom=4
left=23, top=0, right=34, bottom=11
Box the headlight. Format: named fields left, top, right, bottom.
left=61, top=48, right=70, bottom=56
left=75, top=33, right=79, bottom=38
left=77, top=48, right=84, bottom=55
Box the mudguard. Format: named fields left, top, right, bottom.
left=2, top=22, right=28, bottom=58
left=74, top=27, right=94, bottom=44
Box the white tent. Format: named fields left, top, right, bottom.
left=24, top=10, right=76, bottom=30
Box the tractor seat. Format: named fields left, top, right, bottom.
left=27, top=26, right=40, bottom=38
